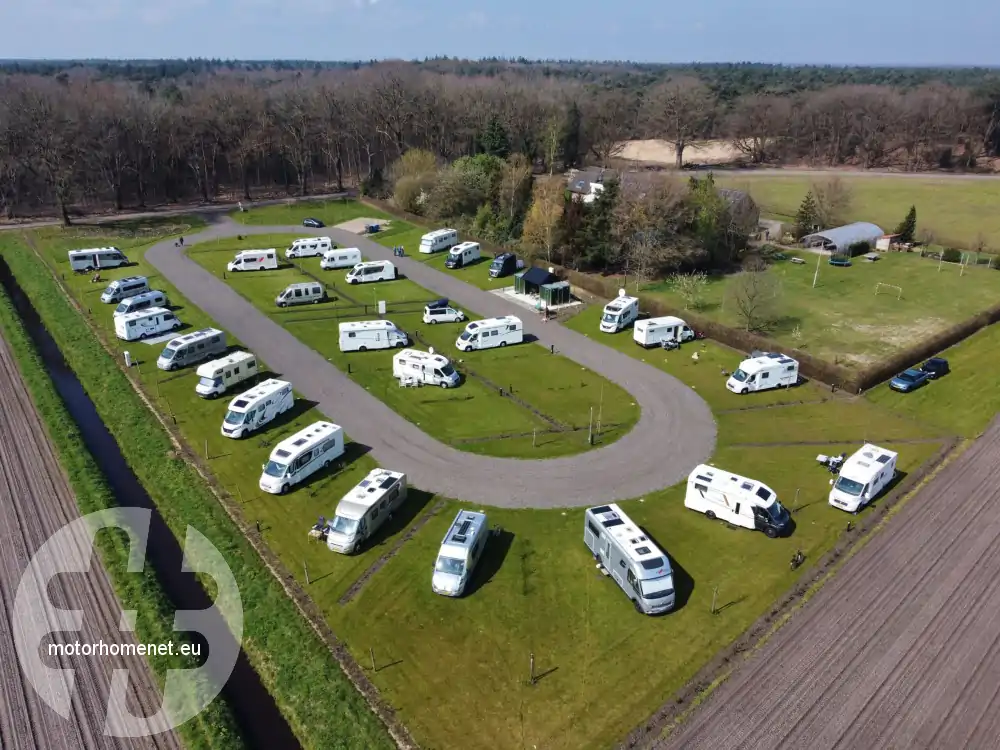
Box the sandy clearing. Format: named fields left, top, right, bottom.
left=334, top=217, right=393, bottom=234
left=617, top=139, right=745, bottom=166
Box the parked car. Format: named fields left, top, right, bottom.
left=302, top=217, right=325, bottom=228
left=889, top=368, right=931, bottom=393
left=920, top=357, right=950, bottom=379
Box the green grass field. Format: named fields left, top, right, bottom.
left=231, top=198, right=392, bottom=227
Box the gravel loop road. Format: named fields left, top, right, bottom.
left=0, top=334, right=182, bottom=750
left=657, top=420, right=1000, bottom=750
left=145, top=217, right=716, bottom=508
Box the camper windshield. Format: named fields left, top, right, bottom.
left=602, top=312, right=619, bottom=323
left=200, top=376, right=222, bottom=389
left=459, top=331, right=472, bottom=341
left=640, top=576, right=674, bottom=599
left=114, top=302, right=128, bottom=314
left=103, top=284, right=117, bottom=296
left=440, top=364, right=456, bottom=377
left=328, top=515, right=359, bottom=537
left=490, top=259, right=501, bottom=269
left=766, top=501, right=788, bottom=523
left=834, top=476, right=866, bottom=496
left=435, top=556, right=465, bottom=576
left=731, top=369, right=749, bottom=382
left=223, top=410, right=245, bottom=425
left=161, top=346, right=177, bottom=360
left=263, top=460, right=288, bottom=478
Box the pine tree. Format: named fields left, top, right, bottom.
left=479, top=117, right=510, bottom=159
left=894, top=205, right=917, bottom=244
left=794, top=192, right=819, bottom=239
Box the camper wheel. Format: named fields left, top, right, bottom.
left=359, top=346, right=368, bottom=352
left=429, top=318, right=438, bottom=324
left=395, top=341, right=405, bottom=348
left=277, top=301, right=286, bottom=308
left=499, top=341, right=507, bottom=347
left=440, top=382, right=449, bottom=389
left=632, top=599, right=643, bottom=613
left=705, top=510, right=716, bottom=520
left=764, top=526, right=778, bottom=539
left=740, top=387, right=749, bottom=395
left=322, top=460, right=331, bottom=470
left=279, top=484, right=289, bottom=495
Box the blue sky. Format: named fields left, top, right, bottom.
left=1, top=0, right=997, bottom=66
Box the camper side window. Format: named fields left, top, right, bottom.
left=348, top=332, right=356, bottom=338
left=761, top=372, right=769, bottom=380
left=587, top=520, right=601, bottom=537
left=786, top=365, right=795, bottom=372
left=627, top=569, right=639, bottom=592
left=507, top=325, right=516, bottom=332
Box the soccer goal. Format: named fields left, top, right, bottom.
left=874, top=282, right=903, bottom=300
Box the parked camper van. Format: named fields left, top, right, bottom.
left=419, top=228, right=459, bottom=254
left=227, top=249, right=278, bottom=272
left=393, top=349, right=460, bottom=388
left=100, top=276, right=149, bottom=304
left=432, top=510, right=489, bottom=597
left=114, top=307, right=181, bottom=342
left=633, top=316, right=695, bottom=348
left=68, top=247, right=129, bottom=272
left=583, top=504, right=675, bottom=615
left=275, top=282, right=325, bottom=307
left=259, top=421, right=344, bottom=495
left=285, top=236, right=333, bottom=259
left=423, top=298, right=465, bottom=324
left=320, top=247, right=362, bottom=270
left=489, top=252, right=519, bottom=279
left=325, top=469, right=408, bottom=554
left=445, top=241, right=481, bottom=269
left=113, top=290, right=167, bottom=317
left=221, top=379, right=293, bottom=438
left=600, top=292, right=640, bottom=333
left=455, top=316, right=523, bottom=352
left=726, top=352, right=800, bottom=394
left=157, top=328, right=226, bottom=371
left=338, top=320, right=408, bottom=352
left=345, top=260, right=396, bottom=284
left=829, top=444, right=898, bottom=513
left=684, top=464, right=790, bottom=537
left=195, top=351, right=258, bottom=398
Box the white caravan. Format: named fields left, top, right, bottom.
left=726, top=352, right=800, bottom=394
left=114, top=307, right=181, bottom=342
left=157, top=328, right=227, bottom=371
left=338, top=320, right=408, bottom=352
left=423, top=298, right=465, bottom=324
left=221, top=379, right=293, bottom=439
left=419, top=228, right=459, bottom=254
left=432, top=510, right=489, bottom=597
left=455, top=316, right=523, bottom=352
left=275, top=282, right=325, bottom=307
left=634, top=316, right=695, bottom=348
left=113, top=290, right=167, bottom=317
left=320, top=247, right=362, bottom=270
left=325, top=469, right=408, bottom=554
left=100, top=276, right=149, bottom=304
left=68, top=247, right=129, bottom=271
left=195, top=351, right=258, bottom=398
left=600, top=292, right=640, bottom=333
left=445, top=241, right=481, bottom=269
left=285, top=236, right=333, bottom=259
left=393, top=348, right=460, bottom=388
left=345, top=260, right=396, bottom=284
left=583, top=503, right=675, bottom=615
left=259, top=421, right=344, bottom=495
left=684, top=464, right=791, bottom=538
left=227, top=249, right=278, bottom=272
left=829, top=444, right=898, bottom=513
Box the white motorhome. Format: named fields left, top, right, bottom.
left=259, top=421, right=345, bottom=495
left=320, top=247, right=362, bottom=270
left=68, top=247, right=129, bottom=272
left=726, top=352, right=800, bottom=394
left=423, top=298, right=465, bottom=324
left=600, top=292, right=640, bottom=333
left=583, top=504, right=675, bottom=615
left=419, top=228, right=459, bottom=254
left=114, top=307, right=181, bottom=342
left=633, top=316, right=695, bottom=348
left=221, top=379, right=293, bottom=438
left=431, top=510, right=489, bottom=597
left=325, top=469, right=408, bottom=554
left=113, top=290, right=168, bottom=317
left=195, top=351, right=258, bottom=398
left=393, top=348, right=460, bottom=388
left=338, top=320, right=408, bottom=352
left=445, top=241, right=481, bottom=269
left=285, top=236, right=333, bottom=259
left=275, top=282, right=325, bottom=307
left=455, top=316, right=523, bottom=352
left=345, top=260, right=396, bottom=284
left=829, top=444, right=898, bottom=513
left=684, top=464, right=790, bottom=538
left=100, top=276, right=149, bottom=304
left=157, top=328, right=227, bottom=371
left=227, top=249, right=278, bottom=272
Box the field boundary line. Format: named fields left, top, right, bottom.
left=727, top=436, right=947, bottom=448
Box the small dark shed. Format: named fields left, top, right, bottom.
left=540, top=280, right=571, bottom=306
left=514, top=267, right=557, bottom=295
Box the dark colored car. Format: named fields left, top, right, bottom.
left=302, top=217, right=325, bottom=228
left=920, top=357, right=950, bottom=379
left=889, top=368, right=931, bottom=393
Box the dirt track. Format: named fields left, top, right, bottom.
left=0, top=333, right=181, bottom=750
left=658, top=419, right=1000, bottom=750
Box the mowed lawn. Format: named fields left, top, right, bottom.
left=231, top=198, right=392, bottom=227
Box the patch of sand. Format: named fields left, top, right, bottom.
left=617, top=139, right=744, bottom=166
left=334, top=217, right=393, bottom=234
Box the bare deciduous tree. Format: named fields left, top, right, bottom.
left=728, top=257, right=781, bottom=332
left=811, top=177, right=853, bottom=228
left=643, top=77, right=715, bottom=168
left=672, top=271, right=709, bottom=310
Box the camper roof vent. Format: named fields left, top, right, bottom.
left=591, top=505, right=612, bottom=514
left=233, top=399, right=248, bottom=408
left=293, top=438, right=307, bottom=446
left=635, top=546, right=651, bottom=555
left=275, top=449, right=291, bottom=458
left=877, top=454, right=891, bottom=464
left=766, top=352, right=783, bottom=359
left=862, top=451, right=875, bottom=459
left=603, top=518, right=624, bottom=528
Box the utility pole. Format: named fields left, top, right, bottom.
left=812, top=253, right=821, bottom=289
left=588, top=407, right=593, bottom=445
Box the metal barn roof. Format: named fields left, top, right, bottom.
left=802, top=222, right=885, bottom=251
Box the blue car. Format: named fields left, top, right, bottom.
left=889, top=368, right=930, bottom=393
left=302, top=217, right=325, bottom=228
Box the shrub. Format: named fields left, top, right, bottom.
left=942, top=248, right=962, bottom=264
left=847, top=240, right=871, bottom=257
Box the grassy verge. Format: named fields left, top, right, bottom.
left=230, top=199, right=390, bottom=227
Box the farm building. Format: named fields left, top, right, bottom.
left=801, top=222, right=885, bottom=254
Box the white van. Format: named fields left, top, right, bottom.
left=455, top=316, right=523, bottom=352
left=345, top=260, right=396, bottom=284
left=600, top=292, right=640, bottom=333
left=285, top=236, right=333, bottom=259
left=259, top=421, right=344, bottom=495
left=419, top=228, right=458, bottom=254
left=113, top=290, right=168, bottom=317
left=275, top=282, right=325, bottom=308
left=195, top=351, right=258, bottom=398
left=393, top=349, right=460, bottom=388
left=829, top=444, right=898, bottom=513
left=157, top=328, right=227, bottom=371
left=221, top=379, right=293, bottom=439
left=432, top=510, right=489, bottom=597
left=100, top=276, right=149, bottom=304
left=320, top=247, right=362, bottom=270
left=726, top=352, right=800, bottom=394
left=227, top=249, right=278, bottom=272
left=114, top=307, right=181, bottom=342
left=423, top=298, right=465, bottom=325
left=633, top=316, right=695, bottom=348
left=68, top=247, right=129, bottom=272
left=684, top=464, right=791, bottom=538
left=325, top=469, right=408, bottom=554
left=445, top=242, right=481, bottom=269
left=338, top=320, right=408, bottom=352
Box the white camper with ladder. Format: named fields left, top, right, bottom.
left=828, top=444, right=898, bottom=513
left=221, top=379, right=293, bottom=439
left=325, top=469, right=408, bottom=554
left=600, top=291, right=640, bottom=333
left=259, top=421, right=344, bottom=495
left=684, top=464, right=791, bottom=537
left=432, top=510, right=489, bottom=597
left=195, top=351, right=259, bottom=398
